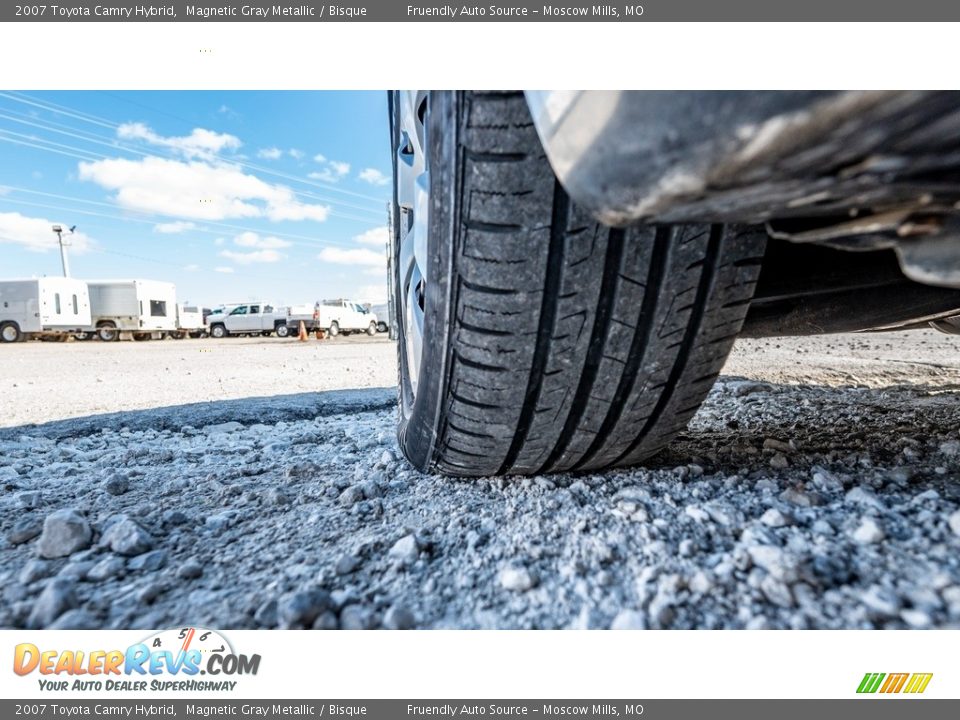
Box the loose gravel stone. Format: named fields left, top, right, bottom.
left=27, top=578, right=77, bottom=629
left=383, top=604, right=416, bottom=630
left=177, top=560, right=204, bottom=580
left=37, top=509, right=92, bottom=559
left=499, top=566, right=536, bottom=592
left=102, top=475, right=129, bottom=496
left=949, top=511, right=960, bottom=538
left=8, top=517, right=43, bottom=545
left=100, top=517, right=153, bottom=556
left=47, top=609, right=99, bottom=630
left=339, top=604, right=374, bottom=630
left=388, top=535, right=419, bottom=565
left=128, top=550, right=167, bottom=572
left=609, top=610, right=647, bottom=630
left=335, top=554, right=361, bottom=575
left=277, top=589, right=332, bottom=629
left=760, top=509, right=791, bottom=527
left=852, top=518, right=885, bottom=545
left=18, top=559, right=52, bottom=585
left=16, top=491, right=41, bottom=509
left=86, top=556, right=125, bottom=581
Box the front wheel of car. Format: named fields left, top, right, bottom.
left=391, top=90, right=768, bottom=477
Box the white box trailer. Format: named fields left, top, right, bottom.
left=0, top=277, right=92, bottom=343
left=85, top=279, right=178, bottom=341
left=171, top=304, right=207, bottom=339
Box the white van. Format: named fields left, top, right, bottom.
left=85, top=279, right=178, bottom=341
left=0, top=278, right=92, bottom=343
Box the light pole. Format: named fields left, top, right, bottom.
left=52, top=224, right=74, bottom=277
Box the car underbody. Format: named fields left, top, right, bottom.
left=526, top=90, right=960, bottom=335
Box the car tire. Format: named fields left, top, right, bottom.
left=1, top=321, right=23, bottom=343
left=210, top=324, right=227, bottom=339
left=276, top=324, right=290, bottom=338
left=391, top=90, right=767, bottom=477
left=96, top=324, right=119, bottom=342
left=328, top=321, right=340, bottom=337
left=377, top=321, right=388, bottom=333
left=367, top=322, right=377, bottom=336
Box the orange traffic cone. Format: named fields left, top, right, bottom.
left=298, top=321, right=308, bottom=342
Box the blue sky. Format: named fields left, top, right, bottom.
left=0, top=91, right=392, bottom=307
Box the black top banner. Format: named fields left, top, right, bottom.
left=5, top=0, right=960, bottom=22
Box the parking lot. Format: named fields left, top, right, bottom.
left=0, top=334, right=395, bottom=428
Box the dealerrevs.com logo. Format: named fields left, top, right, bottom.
left=13, top=627, right=260, bottom=693
left=857, top=673, right=933, bottom=695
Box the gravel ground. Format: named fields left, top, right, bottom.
left=1, top=330, right=960, bottom=630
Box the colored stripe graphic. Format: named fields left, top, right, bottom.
left=857, top=673, right=886, bottom=693
left=881, top=673, right=909, bottom=693
left=857, top=672, right=933, bottom=694
left=903, top=673, right=934, bottom=694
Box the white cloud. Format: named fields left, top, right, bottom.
left=153, top=220, right=196, bottom=234
left=308, top=170, right=338, bottom=183
left=78, top=156, right=331, bottom=223
left=183, top=264, right=200, bottom=272
left=220, top=249, right=283, bottom=265
left=214, top=237, right=226, bottom=246
left=233, top=231, right=291, bottom=249
left=257, top=147, right=283, bottom=160
left=358, top=168, right=389, bottom=186
left=353, top=226, right=388, bottom=247
left=0, top=212, right=92, bottom=253
left=357, top=284, right=388, bottom=304
left=117, top=122, right=241, bottom=158
left=308, top=157, right=351, bottom=184
left=288, top=149, right=304, bottom=160
left=316, top=247, right=384, bottom=266
left=214, top=266, right=234, bottom=274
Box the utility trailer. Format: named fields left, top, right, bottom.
left=0, top=278, right=92, bottom=343
left=85, top=280, right=178, bottom=341
left=171, top=304, right=207, bottom=339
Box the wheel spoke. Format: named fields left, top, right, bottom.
left=395, top=91, right=430, bottom=409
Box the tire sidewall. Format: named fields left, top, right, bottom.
left=97, top=324, right=118, bottom=342
left=393, top=90, right=459, bottom=471
left=1, top=322, right=22, bottom=343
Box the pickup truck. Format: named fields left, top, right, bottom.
left=206, top=303, right=290, bottom=338
left=285, top=299, right=378, bottom=337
